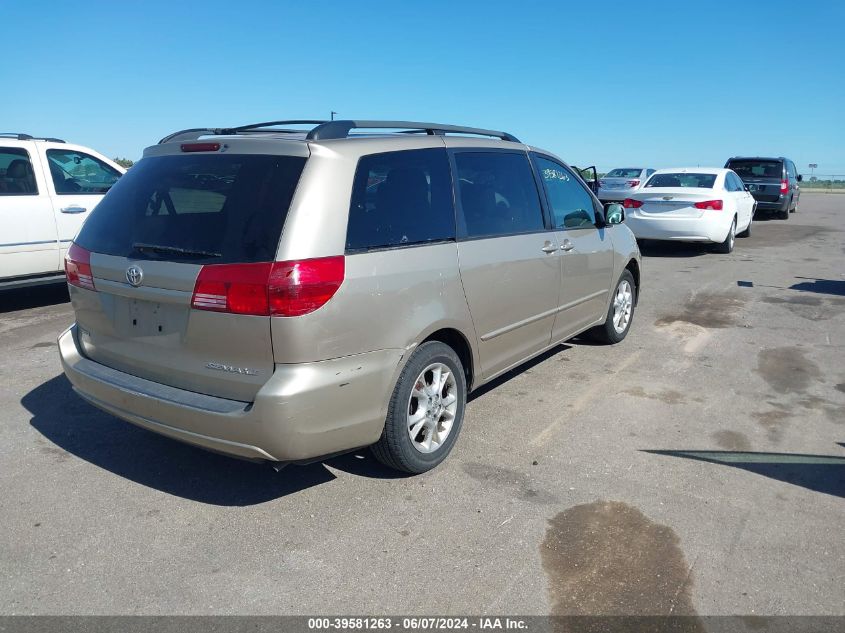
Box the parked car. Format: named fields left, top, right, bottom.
left=622, top=167, right=754, bottom=253
left=0, top=134, right=125, bottom=289
left=59, top=119, right=641, bottom=474
left=724, top=156, right=801, bottom=220
left=598, top=167, right=655, bottom=202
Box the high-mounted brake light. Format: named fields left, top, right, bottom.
left=780, top=180, right=789, bottom=194
left=181, top=142, right=221, bottom=152
left=191, top=256, right=345, bottom=317
left=65, top=243, right=96, bottom=290
left=622, top=198, right=643, bottom=208
left=626, top=180, right=640, bottom=187
left=694, top=199, right=724, bottom=210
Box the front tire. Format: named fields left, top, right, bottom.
left=371, top=341, right=467, bottom=474
left=589, top=270, right=636, bottom=344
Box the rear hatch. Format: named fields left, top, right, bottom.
left=70, top=147, right=308, bottom=402
left=726, top=160, right=784, bottom=202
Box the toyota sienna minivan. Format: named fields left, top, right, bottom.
left=59, top=119, right=641, bottom=473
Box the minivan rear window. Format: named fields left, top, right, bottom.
left=726, top=160, right=783, bottom=179
left=75, top=154, right=306, bottom=264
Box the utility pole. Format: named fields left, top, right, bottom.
left=331, top=111, right=337, bottom=121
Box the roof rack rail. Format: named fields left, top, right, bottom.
left=158, top=120, right=520, bottom=144
left=158, top=120, right=329, bottom=144
left=0, top=133, right=65, bottom=142
left=305, top=120, right=520, bottom=142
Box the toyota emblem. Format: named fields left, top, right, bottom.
left=126, top=265, right=144, bottom=287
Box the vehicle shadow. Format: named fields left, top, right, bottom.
left=643, top=449, right=845, bottom=499
left=24, top=375, right=403, bottom=507
left=789, top=277, right=845, bottom=297
left=637, top=240, right=709, bottom=258
left=1, top=283, right=69, bottom=314
left=469, top=343, right=572, bottom=402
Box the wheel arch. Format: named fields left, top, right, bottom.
left=624, top=258, right=641, bottom=305
left=420, top=327, right=476, bottom=391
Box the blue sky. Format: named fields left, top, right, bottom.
left=3, top=0, right=843, bottom=174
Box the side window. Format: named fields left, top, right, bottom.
left=46, top=149, right=121, bottom=195
left=725, top=173, right=737, bottom=191
left=0, top=147, right=38, bottom=196
left=786, top=161, right=796, bottom=178
left=533, top=155, right=597, bottom=229
left=346, top=148, right=455, bottom=252
left=454, top=152, right=545, bottom=239
left=646, top=169, right=656, bottom=178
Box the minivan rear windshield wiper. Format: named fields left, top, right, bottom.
left=131, top=243, right=222, bottom=258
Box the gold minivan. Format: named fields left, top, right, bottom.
left=59, top=120, right=641, bottom=473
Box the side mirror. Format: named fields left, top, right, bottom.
left=605, top=203, right=625, bottom=225
left=797, top=174, right=803, bottom=182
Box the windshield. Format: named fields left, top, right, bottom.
left=645, top=173, right=716, bottom=189
left=726, top=160, right=783, bottom=179
left=75, top=153, right=306, bottom=264
left=605, top=168, right=642, bottom=179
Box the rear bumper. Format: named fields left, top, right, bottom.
left=754, top=198, right=789, bottom=212
left=59, top=324, right=403, bottom=462
left=625, top=213, right=730, bottom=243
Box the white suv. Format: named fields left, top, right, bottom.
left=0, top=134, right=125, bottom=289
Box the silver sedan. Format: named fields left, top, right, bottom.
left=598, top=167, right=655, bottom=202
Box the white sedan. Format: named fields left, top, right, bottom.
left=622, top=168, right=756, bottom=253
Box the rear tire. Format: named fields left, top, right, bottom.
left=713, top=217, right=736, bottom=253
left=738, top=215, right=752, bottom=238
left=778, top=204, right=789, bottom=220
left=588, top=270, right=636, bottom=344
left=371, top=341, right=466, bottom=474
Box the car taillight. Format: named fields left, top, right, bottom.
left=65, top=243, right=95, bottom=290
left=191, top=256, right=345, bottom=317
left=780, top=180, right=789, bottom=194
left=626, top=180, right=640, bottom=187
left=623, top=198, right=643, bottom=208
left=693, top=199, right=724, bottom=210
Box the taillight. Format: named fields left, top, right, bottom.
left=191, top=256, right=345, bottom=317
left=626, top=180, right=640, bottom=187
left=694, top=199, right=724, bottom=210
left=623, top=198, right=643, bottom=208
left=780, top=180, right=789, bottom=194
left=65, top=243, right=95, bottom=291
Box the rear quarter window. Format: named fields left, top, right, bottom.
left=346, top=148, right=455, bottom=252
left=75, top=154, right=306, bottom=264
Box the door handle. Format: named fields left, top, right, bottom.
left=560, top=239, right=575, bottom=252
left=60, top=205, right=87, bottom=214
left=541, top=243, right=558, bottom=253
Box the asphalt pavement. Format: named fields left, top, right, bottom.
left=1, top=194, right=843, bottom=616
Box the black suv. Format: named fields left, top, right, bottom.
left=724, top=157, right=802, bottom=220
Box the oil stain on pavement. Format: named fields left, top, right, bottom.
left=541, top=500, right=701, bottom=626
left=756, top=347, right=821, bottom=393
left=656, top=292, right=746, bottom=329
left=712, top=430, right=751, bottom=451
